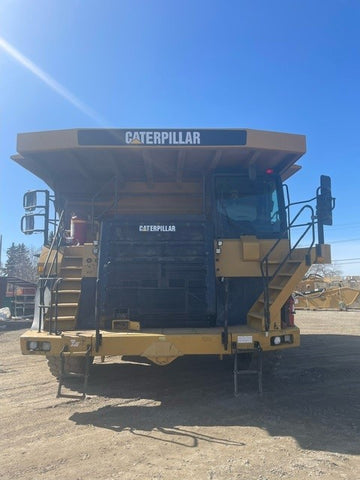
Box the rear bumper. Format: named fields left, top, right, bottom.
left=20, top=325, right=300, bottom=364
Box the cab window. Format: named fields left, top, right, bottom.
left=214, top=175, right=285, bottom=238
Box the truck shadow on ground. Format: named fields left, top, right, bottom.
left=68, top=334, right=360, bottom=454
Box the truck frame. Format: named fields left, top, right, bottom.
left=13, top=128, right=334, bottom=395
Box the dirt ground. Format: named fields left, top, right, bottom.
left=1, top=311, right=360, bottom=480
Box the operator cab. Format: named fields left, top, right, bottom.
left=214, top=173, right=285, bottom=238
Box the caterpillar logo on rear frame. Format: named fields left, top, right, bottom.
left=139, top=225, right=176, bottom=232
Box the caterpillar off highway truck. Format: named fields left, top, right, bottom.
left=14, top=128, right=334, bottom=395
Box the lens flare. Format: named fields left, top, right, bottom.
left=0, top=36, right=108, bottom=125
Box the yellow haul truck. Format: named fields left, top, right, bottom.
left=14, top=128, right=334, bottom=396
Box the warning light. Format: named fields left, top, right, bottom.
left=266, top=169, right=274, bottom=174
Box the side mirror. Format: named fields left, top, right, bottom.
left=23, top=191, right=37, bottom=211
left=316, top=175, right=334, bottom=226
left=21, top=189, right=51, bottom=245
left=21, top=214, right=35, bottom=234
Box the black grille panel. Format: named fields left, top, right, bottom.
left=99, top=216, right=215, bottom=328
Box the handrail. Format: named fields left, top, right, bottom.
left=282, top=184, right=291, bottom=246
left=91, top=176, right=119, bottom=230
left=42, top=210, right=65, bottom=278
left=37, top=210, right=64, bottom=332
left=260, top=204, right=316, bottom=331
left=48, top=278, right=63, bottom=334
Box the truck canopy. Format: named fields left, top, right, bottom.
left=12, top=128, right=305, bottom=199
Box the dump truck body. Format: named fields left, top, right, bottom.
left=13, top=128, right=333, bottom=390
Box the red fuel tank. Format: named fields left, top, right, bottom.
left=70, top=216, right=87, bottom=245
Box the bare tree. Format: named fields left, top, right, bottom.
left=306, top=263, right=343, bottom=279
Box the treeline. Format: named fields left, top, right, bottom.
left=3, top=243, right=38, bottom=283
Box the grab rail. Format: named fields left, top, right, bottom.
left=260, top=204, right=316, bottom=331
left=37, top=210, right=64, bottom=333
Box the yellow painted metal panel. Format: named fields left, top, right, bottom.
left=214, top=238, right=290, bottom=277
left=20, top=325, right=300, bottom=359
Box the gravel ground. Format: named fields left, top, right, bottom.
left=1, top=310, right=359, bottom=480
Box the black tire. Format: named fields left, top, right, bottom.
left=47, top=355, right=93, bottom=379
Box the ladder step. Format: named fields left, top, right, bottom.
left=278, top=272, right=293, bottom=277
left=53, top=316, right=76, bottom=321
left=62, top=351, right=90, bottom=357
left=60, top=268, right=82, bottom=278
left=258, top=298, right=273, bottom=305
left=234, top=349, right=263, bottom=395
left=269, top=285, right=283, bottom=291
left=57, top=346, right=92, bottom=399
left=63, top=248, right=86, bottom=257
left=62, top=257, right=83, bottom=264
left=58, top=289, right=81, bottom=294
left=55, top=292, right=81, bottom=303
left=56, top=303, right=78, bottom=308
left=60, top=279, right=82, bottom=285
left=248, top=312, right=263, bottom=320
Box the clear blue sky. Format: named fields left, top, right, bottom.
left=1, top=0, right=359, bottom=274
